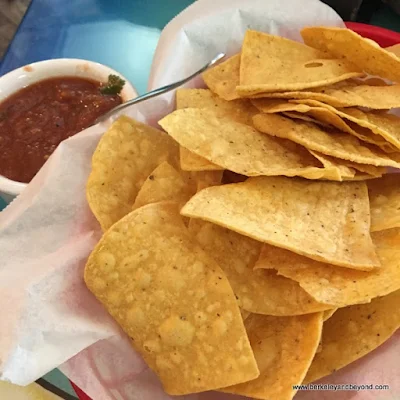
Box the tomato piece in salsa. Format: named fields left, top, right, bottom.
left=0, top=76, right=122, bottom=183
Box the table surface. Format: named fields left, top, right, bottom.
left=0, top=0, right=195, bottom=95
left=0, top=0, right=399, bottom=398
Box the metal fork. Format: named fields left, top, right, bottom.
left=96, top=52, right=226, bottom=124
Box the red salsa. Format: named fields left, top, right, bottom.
left=0, top=76, right=123, bottom=183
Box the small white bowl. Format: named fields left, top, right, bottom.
left=0, top=58, right=137, bottom=203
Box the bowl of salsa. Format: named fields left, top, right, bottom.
left=0, top=58, right=137, bottom=202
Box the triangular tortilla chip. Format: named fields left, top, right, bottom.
left=195, top=222, right=332, bottom=315
left=301, top=26, right=400, bottom=83
left=307, top=150, right=355, bottom=179
left=253, top=99, right=394, bottom=152
left=255, top=229, right=400, bottom=307
left=304, top=288, right=400, bottom=383
left=87, top=116, right=179, bottom=231
left=176, top=88, right=258, bottom=171
left=179, top=147, right=222, bottom=172
left=253, top=113, right=400, bottom=168
left=159, top=108, right=345, bottom=181
left=85, top=202, right=259, bottom=395
left=181, top=176, right=380, bottom=270
left=249, top=82, right=400, bottom=109
left=236, top=30, right=362, bottom=96
left=291, top=99, right=400, bottom=152
left=202, top=53, right=241, bottom=100
left=132, top=161, right=197, bottom=210
left=222, top=313, right=323, bottom=400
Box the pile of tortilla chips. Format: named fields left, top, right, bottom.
left=85, top=27, right=400, bottom=399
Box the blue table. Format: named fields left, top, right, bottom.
left=0, top=0, right=194, bottom=95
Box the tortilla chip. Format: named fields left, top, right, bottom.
left=250, top=82, right=400, bottom=109
left=386, top=43, right=400, bottom=57
left=282, top=111, right=329, bottom=127
left=195, top=222, right=332, bottom=316
left=236, top=30, right=362, bottom=96
left=342, top=162, right=386, bottom=177
left=308, top=152, right=385, bottom=180
left=222, top=313, right=323, bottom=400
left=291, top=99, right=400, bottom=151
left=177, top=88, right=257, bottom=124
left=132, top=162, right=196, bottom=210
left=343, top=173, right=379, bottom=181
left=301, top=26, right=400, bottom=83
left=308, top=150, right=355, bottom=179
left=179, top=147, right=222, bottom=172
left=87, top=116, right=179, bottom=231
left=253, top=113, right=400, bottom=168
left=176, top=88, right=258, bottom=171
left=253, top=99, right=393, bottom=151
left=323, top=309, right=337, bottom=321
left=84, top=202, right=259, bottom=395
left=202, top=53, right=241, bottom=100
left=181, top=176, right=380, bottom=270
left=368, top=174, right=400, bottom=232
left=304, top=288, right=400, bottom=383
left=159, top=108, right=345, bottom=181
left=255, top=229, right=400, bottom=307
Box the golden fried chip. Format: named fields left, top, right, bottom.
left=282, top=111, right=329, bottom=127
left=250, top=82, right=400, bottom=109
left=386, top=43, right=400, bottom=57
left=368, top=174, right=400, bottom=232
left=159, top=108, right=345, bottom=181
left=301, top=26, right=400, bottom=83
left=181, top=176, right=379, bottom=270
left=84, top=202, right=259, bottom=395
left=307, top=150, right=355, bottom=179
left=236, top=30, right=362, bottom=96
left=342, top=162, right=386, bottom=177
left=255, top=229, right=400, bottom=307
left=343, top=173, right=379, bottom=181
left=132, top=162, right=196, bottom=210
left=304, top=288, right=400, bottom=383
left=202, top=53, right=241, bottom=100
left=179, top=148, right=222, bottom=172
left=195, top=222, right=332, bottom=315
left=177, top=88, right=257, bottom=124
left=253, top=113, right=400, bottom=168
left=291, top=99, right=400, bottom=151
left=308, top=152, right=384, bottom=180
left=323, top=309, right=337, bottom=321
left=253, top=99, right=393, bottom=151
left=222, top=313, right=323, bottom=400
left=177, top=88, right=258, bottom=171
left=87, top=116, right=179, bottom=231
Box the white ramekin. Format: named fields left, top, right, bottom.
left=0, top=59, right=137, bottom=203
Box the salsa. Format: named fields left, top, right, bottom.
left=0, top=76, right=123, bottom=183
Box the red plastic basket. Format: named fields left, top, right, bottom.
left=70, top=21, right=400, bottom=400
